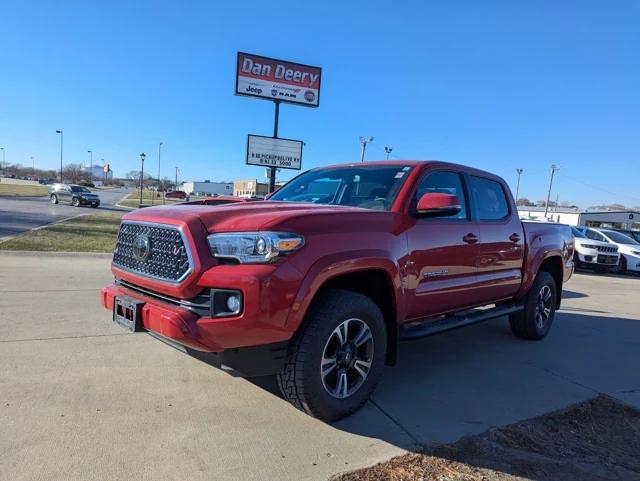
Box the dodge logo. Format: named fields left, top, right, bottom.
left=132, top=234, right=151, bottom=262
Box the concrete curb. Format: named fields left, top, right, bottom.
left=0, top=250, right=112, bottom=258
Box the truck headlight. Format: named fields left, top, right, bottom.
left=207, top=232, right=304, bottom=263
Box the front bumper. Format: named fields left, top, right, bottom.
left=574, top=250, right=618, bottom=266
left=80, top=197, right=100, bottom=206
left=622, top=253, right=640, bottom=272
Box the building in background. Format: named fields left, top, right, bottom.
left=234, top=179, right=269, bottom=198
left=82, top=164, right=113, bottom=182
left=181, top=180, right=233, bottom=196
left=518, top=206, right=639, bottom=230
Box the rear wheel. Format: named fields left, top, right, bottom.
left=50, top=194, right=58, bottom=204
left=277, top=289, right=386, bottom=421
left=509, top=271, right=557, bottom=340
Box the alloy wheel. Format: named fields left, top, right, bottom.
left=320, top=318, right=374, bottom=399
left=535, top=285, right=553, bottom=329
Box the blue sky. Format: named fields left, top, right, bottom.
left=1, top=0, right=638, bottom=207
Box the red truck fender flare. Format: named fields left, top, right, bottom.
left=517, top=249, right=565, bottom=301
left=285, top=250, right=405, bottom=332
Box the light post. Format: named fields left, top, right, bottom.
left=154, top=141, right=163, bottom=206
left=174, top=166, right=179, bottom=192
left=0, top=147, right=5, bottom=169
left=543, top=164, right=560, bottom=218
left=101, top=158, right=106, bottom=185
left=30, top=156, right=34, bottom=176
left=139, top=152, right=146, bottom=207
left=359, top=136, right=374, bottom=162
left=56, top=130, right=64, bottom=182
left=515, top=168, right=523, bottom=202
left=87, top=150, right=93, bottom=184
left=384, top=146, right=393, bottom=160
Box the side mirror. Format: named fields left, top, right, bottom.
left=415, top=193, right=462, bottom=218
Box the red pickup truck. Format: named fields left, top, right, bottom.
left=101, top=161, right=574, bottom=421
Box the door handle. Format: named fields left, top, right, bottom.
left=462, top=233, right=479, bottom=244
left=509, top=233, right=521, bottom=243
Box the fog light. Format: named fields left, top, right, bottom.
left=226, top=295, right=241, bottom=313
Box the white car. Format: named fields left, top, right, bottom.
left=577, top=227, right=640, bottom=273
left=571, top=227, right=620, bottom=273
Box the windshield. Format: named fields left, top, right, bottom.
left=603, top=230, right=640, bottom=245
left=270, top=165, right=413, bottom=211
left=571, top=227, right=586, bottom=238
left=71, top=186, right=91, bottom=193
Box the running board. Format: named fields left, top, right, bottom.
left=399, top=303, right=524, bottom=341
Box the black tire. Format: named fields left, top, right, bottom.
left=71, top=197, right=80, bottom=207
left=277, top=289, right=387, bottom=422
left=509, top=271, right=557, bottom=340
left=50, top=194, right=58, bottom=204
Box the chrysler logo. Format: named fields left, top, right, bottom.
left=132, top=234, right=151, bottom=262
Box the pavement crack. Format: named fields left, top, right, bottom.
left=369, top=398, right=422, bottom=449
left=526, top=361, right=600, bottom=395
left=0, top=333, right=129, bottom=343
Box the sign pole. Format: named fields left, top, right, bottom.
left=269, top=100, right=280, bottom=193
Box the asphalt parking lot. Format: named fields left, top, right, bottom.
left=0, top=188, right=129, bottom=240
left=1, top=254, right=639, bottom=481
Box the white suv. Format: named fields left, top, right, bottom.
left=577, top=227, right=640, bottom=274
left=571, top=227, right=620, bottom=273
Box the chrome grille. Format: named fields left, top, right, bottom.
left=113, top=221, right=192, bottom=282
left=597, top=245, right=617, bottom=253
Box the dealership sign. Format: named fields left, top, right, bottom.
left=246, top=134, right=302, bottom=170
left=236, top=52, right=321, bottom=107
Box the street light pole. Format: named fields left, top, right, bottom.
left=139, top=153, right=146, bottom=207
left=359, top=136, right=374, bottom=162
left=174, top=166, right=179, bottom=191
left=155, top=142, right=163, bottom=206
left=0, top=147, right=5, bottom=169
left=30, top=156, right=34, bottom=176
left=543, top=164, right=560, bottom=218
left=515, top=168, right=523, bottom=202
left=56, top=130, right=63, bottom=182
left=384, top=146, right=393, bottom=160
left=87, top=150, right=93, bottom=184
left=101, top=158, right=106, bottom=185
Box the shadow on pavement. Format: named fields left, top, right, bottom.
left=244, top=310, right=640, bottom=453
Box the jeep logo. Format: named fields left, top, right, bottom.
left=246, top=86, right=262, bottom=95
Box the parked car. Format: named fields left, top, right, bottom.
left=576, top=227, right=640, bottom=273
left=612, top=228, right=640, bottom=244
left=101, top=161, right=574, bottom=421
left=181, top=195, right=252, bottom=206
left=49, top=183, right=100, bottom=207
left=164, top=190, right=188, bottom=200
left=571, top=227, right=619, bottom=273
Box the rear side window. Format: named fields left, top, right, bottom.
left=469, top=176, right=509, bottom=221
left=414, top=171, right=468, bottom=220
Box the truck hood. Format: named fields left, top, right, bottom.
left=123, top=201, right=396, bottom=235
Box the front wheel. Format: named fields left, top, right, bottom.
left=509, top=271, right=557, bottom=340
left=50, top=194, right=58, bottom=204
left=277, top=289, right=387, bottom=422
left=71, top=197, right=80, bottom=207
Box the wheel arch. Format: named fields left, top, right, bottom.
left=537, top=255, right=564, bottom=309
left=286, top=252, right=404, bottom=366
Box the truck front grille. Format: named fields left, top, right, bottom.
left=112, top=221, right=192, bottom=282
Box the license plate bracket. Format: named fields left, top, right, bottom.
left=113, top=296, right=145, bottom=332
